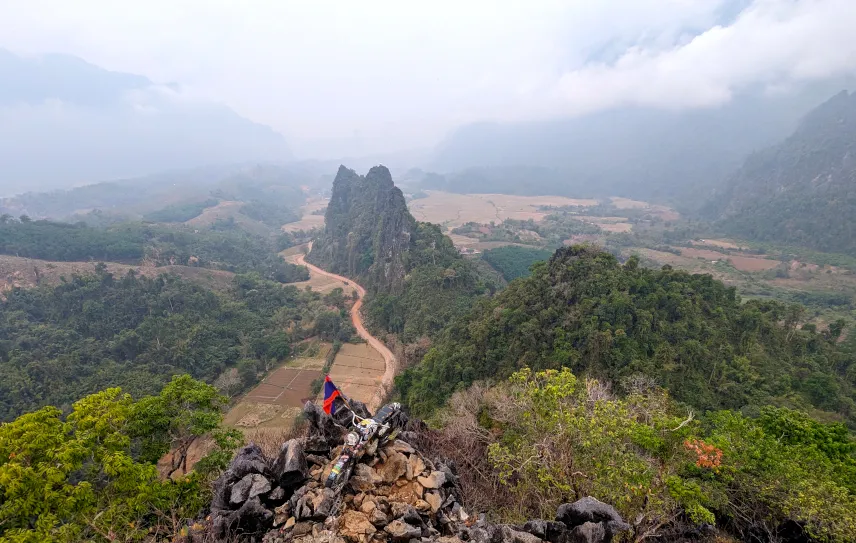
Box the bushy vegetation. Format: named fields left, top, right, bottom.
left=398, top=245, right=855, bottom=422
left=0, top=217, right=308, bottom=283
left=240, top=200, right=301, bottom=227
left=0, top=268, right=320, bottom=421
left=481, top=246, right=552, bottom=281
left=435, top=368, right=856, bottom=541
left=364, top=223, right=497, bottom=342
left=143, top=198, right=219, bottom=223
left=0, top=375, right=240, bottom=542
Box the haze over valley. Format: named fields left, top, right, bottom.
left=3, top=2, right=856, bottom=542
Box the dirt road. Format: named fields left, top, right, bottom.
left=295, top=246, right=396, bottom=412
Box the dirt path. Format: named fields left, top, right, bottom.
left=295, top=245, right=397, bottom=412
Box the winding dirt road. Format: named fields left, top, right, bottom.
left=295, top=245, right=396, bottom=412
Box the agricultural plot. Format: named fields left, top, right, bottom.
left=224, top=344, right=330, bottom=435
left=326, top=343, right=385, bottom=406
left=408, top=191, right=598, bottom=229
left=281, top=197, right=327, bottom=232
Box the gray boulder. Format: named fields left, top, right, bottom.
left=556, top=497, right=626, bottom=528
left=272, top=438, right=308, bottom=489
left=230, top=473, right=271, bottom=505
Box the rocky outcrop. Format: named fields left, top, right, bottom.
left=201, top=402, right=630, bottom=543
left=308, top=165, right=416, bottom=294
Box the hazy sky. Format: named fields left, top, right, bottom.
left=1, top=0, right=855, bottom=158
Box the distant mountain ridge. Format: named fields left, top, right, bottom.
left=0, top=49, right=292, bottom=196
left=430, top=81, right=854, bottom=208
left=705, top=90, right=856, bottom=255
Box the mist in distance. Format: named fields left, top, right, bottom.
left=1, top=0, right=856, bottom=196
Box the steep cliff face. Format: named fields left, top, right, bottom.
left=703, top=90, right=856, bottom=254
left=310, top=166, right=416, bottom=294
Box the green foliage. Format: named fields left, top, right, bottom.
left=311, top=166, right=494, bottom=341
left=466, top=368, right=856, bottom=541
left=398, top=245, right=855, bottom=421
left=313, top=311, right=355, bottom=342
left=142, top=199, right=219, bottom=223
left=0, top=379, right=237, bottom=542
left=240, top=200, right=301, bottom=227
left=364, top=223, right=494, bottom=341
left=707, top=91, right=856, bottom=255
left=482, top=246, right=553, bottom=281
left=0, top=268, right=316, bottom=421
left=0, top=218, right=308, bottom=283
left=486, top=369, right=679, bottom=525
left=0, top=219, right=146, bottom=261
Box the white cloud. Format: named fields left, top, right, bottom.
left=539, top=0, right=856, bottom=119
left=0, top=0, right=854, bottom=157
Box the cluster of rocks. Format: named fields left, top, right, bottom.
left=205, top=401, right=630, bottom=543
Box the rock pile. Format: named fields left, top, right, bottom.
left=206, top=401, right=630, bottom=543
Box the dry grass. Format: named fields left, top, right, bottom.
left=692, top=239, right=746, bottom=250
left=408, top=191, right=597, bottom=229
left=597, top=222, right=633, bottom=233
left=728, top=255, right=779, bottom=272
left=0, top=255, right=235, bottom=296
left=282, top=197, right=328, bottom=232
left=609, top=197, right=680, bottom=221
left=679, top=247, right=730, bottom=261
left=610, top=197, right=649, bottom=209
left=327, top=343, right=386, bottom=406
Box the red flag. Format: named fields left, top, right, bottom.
left=323, top=375, right=341, bottom=415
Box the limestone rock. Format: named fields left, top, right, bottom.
left=387, top=439, right=415, bottom=454
left=417, top=470, right=446, bottom=489
left=556, top=497, right=627, bottom=529
left=406, top=454, right=425, bottom=481
left=369, top=507, right=389, bottom=527
left=424, top=491, right=442, bottom=513
left=229, top=473, right=272, bottom=504
left=389, top=480, right=423, bottom=504
left=338, top=510, right=376, bottom=543
left=384, top=519, right=422, bottom=541
left=500, top=525, right=543, bottom=543
left=522, top=519, right=567, bottom=543
left=567, top=521, right=606, bottom=543
left=273, top=438, right=309, bottom=489
left=375, top=451, right=408, bottom=483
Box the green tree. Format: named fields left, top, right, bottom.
left=0, top=379, right=236, bottom=542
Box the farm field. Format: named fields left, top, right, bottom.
left=282, top=197, right=327, bottom=232
left=408, top=191, right=598, bottom=229
left=223, top=343, right=331, bottom=436
left=326, top=343, right=386, bottom=406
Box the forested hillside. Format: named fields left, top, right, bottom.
left=0, top=269, right=325, bottom=421
left=310, top=165, right=498, bottom=341
left=705, top=90, right=856, bottom=254
left=429, top=83, right=850, bottom=208
left=0, top=217, right=309, bottom=283
left=398, top=245, right=854, bottom=422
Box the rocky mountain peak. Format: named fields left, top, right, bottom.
left=309, top=165, right=415, bottom=294
left=202, top=401, right=630, bottom=543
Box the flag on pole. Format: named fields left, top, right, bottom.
left=323, top=375, right=342, bottom=415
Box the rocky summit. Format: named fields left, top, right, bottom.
left=199, top=401, right=630, bottom=543
left=308, top=165, right=415, bottom=294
